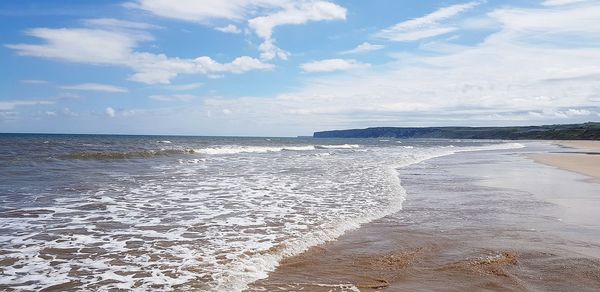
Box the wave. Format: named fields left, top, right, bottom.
left=315, top=144, right=360, bottom=149
left=62, top=145, right=359, bottom=160
left=61, top=143, right=522, bottom=162
left=193, top=144, right=360, bottom=155
left=459, top=142, right=525, bottom=153
left=12, top=141, right=527, bottom=291
left=223, top=141, right=526, bottom=291
left=62, top=149, right=194, bottom=160
left=193, top=145, right=316, bottom=155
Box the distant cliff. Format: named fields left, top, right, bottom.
left=313, top=122, right=600, bottom=140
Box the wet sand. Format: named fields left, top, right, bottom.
left=249, top=143, right=600, bottom=291
left=531, top=140, right=600, bottom=181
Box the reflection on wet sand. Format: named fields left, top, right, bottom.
left=250, top=144, right=600, bottom=291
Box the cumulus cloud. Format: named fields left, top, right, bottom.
left=215, top=24, right=242, bottom=33
left=60, top=83, right=129, bottom=93
left=340, top=42, right=384, bottom=54
left=197, top=2, right=600, bottom=132
left=128, top=0, right=347, bottom=60
left=248, top=1, right=346, bottom=60
left=127, top=54, right=273, bottom=84
left=376, top=1, right=480, bottom=41
left=7, top=27, right=273, bottom=84
left=6, top=1, right=600, bottom=135
left=105, top=107, right=116, bottom=117
left=300, top=59, right=370, bottom=72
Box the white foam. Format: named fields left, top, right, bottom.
left=178, top=158, right=204, bottom=164
left=316, top=144, right=360, bottom=149
left=458, top=142, right=525, bottom=152
left=193, top=145, right=316, bottom=155
left=0, top=141, right=526, bottom=291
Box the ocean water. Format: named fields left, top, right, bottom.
left=0, top=134, right=523, bottom=291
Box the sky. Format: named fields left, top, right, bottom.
left=1, top=0, right=599, bottom=136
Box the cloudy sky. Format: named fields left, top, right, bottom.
left=1, top=0, right=599, bottom=136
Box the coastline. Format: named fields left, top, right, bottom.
left=248, top=142, right=600, bottom=291
left=530, top=140, right=600, bottom=181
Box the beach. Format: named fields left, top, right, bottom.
left=1, top=137, right=599, bottom=290
left=0, top=136, right=524, bottom=290
left=4, top=0, right=600, bottom=290
left=531, top=141, right=600, bottom=182
left=250, top=141, right=600, bottom=291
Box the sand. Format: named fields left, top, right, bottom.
left=248, top=143, right=600, bottom=291
left=531, top=140, right=600, bottom=181
left=555, top=140, right=600, bottom=152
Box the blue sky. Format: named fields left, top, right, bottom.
left=1, top=0, right=599, bottom=136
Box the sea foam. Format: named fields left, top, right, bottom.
left=0, top=140, right=525, bottom=291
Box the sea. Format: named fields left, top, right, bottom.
left=0, top=134, right=523, bottom=291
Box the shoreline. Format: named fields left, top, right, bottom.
left=530, top=140, right=600, bottom=181
left=248, top=142, right=600, bottom=291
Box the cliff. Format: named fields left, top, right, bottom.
left=313, top=122, right=600, bottom=140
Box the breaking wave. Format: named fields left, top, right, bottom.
left=63, top=145, right=362, bottom=160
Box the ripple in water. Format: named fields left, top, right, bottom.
left=0, top=136, right=523, bottom=291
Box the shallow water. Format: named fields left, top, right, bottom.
left=0, top=134, right=522, bottom=290
left=250, top=143, right=600, bottom=291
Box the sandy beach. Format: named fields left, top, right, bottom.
left=249, top=142, right=600, bottom=291
left=531, top=141, right=600, bottom=181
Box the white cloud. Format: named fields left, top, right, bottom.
left=83, top=18, right=161, bottom=30
left=459, top=16, right=500, bottom=30
left=128, top=0, right=347, bottom=60
left=127, top=55, right=274, bottom=84
left=542, top=0, right=589, bottom=6
left=7, top=28, right=145, bottom=64
left=197, top=3, right=600, bottom=132
left=300, top=59, right=370, bottom=72
left=340, top=42, right=384, bottom=54
left=249, top=1, right=346, bottom=60
left=105, top=107, right=116, bottom=117
left=127, top=0, right=288, bottom=22
left=489, top=3, right=600, bottom=36
left=564, top=108, right=592, bottom=116
left=167, top=82, right=203, bottom=91
left=149, top=94, right=196, bottom=101
left=60, top=83, right=129, bottom=93
left=61, top=108, right=79, bottom=117
left=215, top=24, right=242, bottom=33
left=376, top=1, right=480, bottom=41
left=0, top=100, right=53, bottom=110
left=7, top=27, right=273, bottom=84
left=5, top=1, right=600, bottom=135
